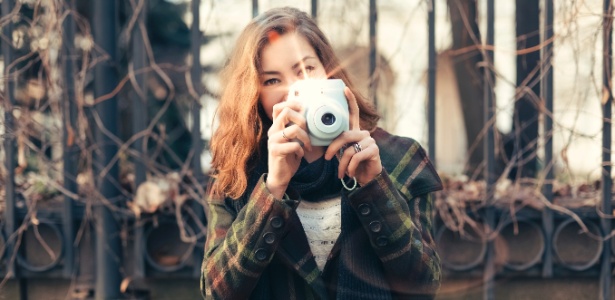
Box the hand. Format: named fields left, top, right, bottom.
left=266, top=101, right=313, bottom=198
left=325, top=87, right=382, bottom=186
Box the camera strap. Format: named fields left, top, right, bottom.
left=341, top=177, right=357, bottom=191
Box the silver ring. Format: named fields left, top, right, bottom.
left=282, top=130, right=290, bottom=141
left=353, top=143, right=362, bottom=153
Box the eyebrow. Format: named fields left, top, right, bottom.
left=261, top=56, right=317, bottom=75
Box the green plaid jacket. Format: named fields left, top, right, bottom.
left=201, top=128, right=443, bottom=299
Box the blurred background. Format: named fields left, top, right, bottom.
left=0, top=0, right=613, bottom=299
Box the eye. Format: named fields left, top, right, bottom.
left=263, top=78, right=280, bottom=86
left=298, top=66, right=315, bottom=77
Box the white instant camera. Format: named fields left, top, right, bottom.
left=287, top=79, right=349, bottom=146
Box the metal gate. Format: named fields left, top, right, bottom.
left=0, top=1, right=613, bottom=300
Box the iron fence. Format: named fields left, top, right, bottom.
left=0, top=0, right=613, bottom=300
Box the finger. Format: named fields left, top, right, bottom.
left=346, top=144, right=378, bottom=178
left=270, top=106, right=307, bottom=133
left=336, top=138, right=374, bottom=177
left=269, top=140, right=305, bottom=158
left=324, top=130, right=368, bottom=160
left=336, top=144, right=356, bottom=179
left=276, top=123, right=312, bottom=151
left=272, top=101, right=303, bottom=124
left=344, top=87, right=360, bottom=131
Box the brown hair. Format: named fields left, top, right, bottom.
left=209, top=7, right=380, bottom=199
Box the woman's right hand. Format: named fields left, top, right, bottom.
left=266, top=101, right=312, bottom=199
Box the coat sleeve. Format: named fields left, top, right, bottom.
left=200, top=174, right=299, bottom=300
left=346, top=169, right=441, bottom=298
left=349, top=129, right=444, bottom=298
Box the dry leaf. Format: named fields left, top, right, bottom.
left=120, top=277, right=131, bottom=293
left=31, top=215, right=40, bottom=226
left=602, top=86, right=611, bottom=105
left=66, top=125, right=75, bottom=147
left=133, top=181, right=165, bottom=215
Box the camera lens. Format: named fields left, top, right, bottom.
left=321, top=113, right=336, bottom=126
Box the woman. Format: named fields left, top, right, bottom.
left=201, top=6, right=443, bottom=300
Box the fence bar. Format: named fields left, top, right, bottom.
left=513, top=0, right=540, bottom=179
left=131, top=0, right=148, bottom=279
left=311, top=0, right=318, bottom=20
left=427, top=0, right=436, bottom=164
left=132, top=0, right=148, bottom=206
left=61, top=0, right=78, bottom=279
left=483, top=0, right=496, bottom=299
left=190, top=0, right=202, bottom=180
left=540, top=0, right=554, bottom=278
left=368, top=0, right=377, bottom=108
left=2, top=0, right=16, bottom=280
left=253, top=0, right=258, bottom=18
left=190, top=0, right=205, bottom=278
left=93, top=0, right=122, bottom=298
left=600, top=1, right=613, bottom=299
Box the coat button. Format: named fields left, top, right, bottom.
left=255, top=248, right=268, bottom=261
left=358, top=203, right=371, bottom=216
left=376, top=236, right=388, bottom=247
left=270, top=216, right=284, bottom=229
left=263, top=232, right=276, bottom=244
left=369, top=221, right=382, bottom=233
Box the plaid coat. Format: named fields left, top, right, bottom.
left=201, top=128, right=443, bottom=299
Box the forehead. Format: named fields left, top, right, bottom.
left=260, top=32, right=317, bottom=70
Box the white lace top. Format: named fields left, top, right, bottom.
left=295, top=196, right=342, bottom=271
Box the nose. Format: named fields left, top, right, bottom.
left=281, top=78, right=300, bottom=102
left=286, top=78, right=300, bottom=90
left=280, top=84, right=290, bottom=102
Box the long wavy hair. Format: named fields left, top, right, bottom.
left=209, top=7, right=380, bottom=199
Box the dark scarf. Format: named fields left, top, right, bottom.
left=288, top=157, right=343, bottom=202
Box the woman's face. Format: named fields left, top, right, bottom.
left=258, top=32, right=327, bottom=120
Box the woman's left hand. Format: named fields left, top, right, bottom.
left=325, top=87, right=382, bottom=186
